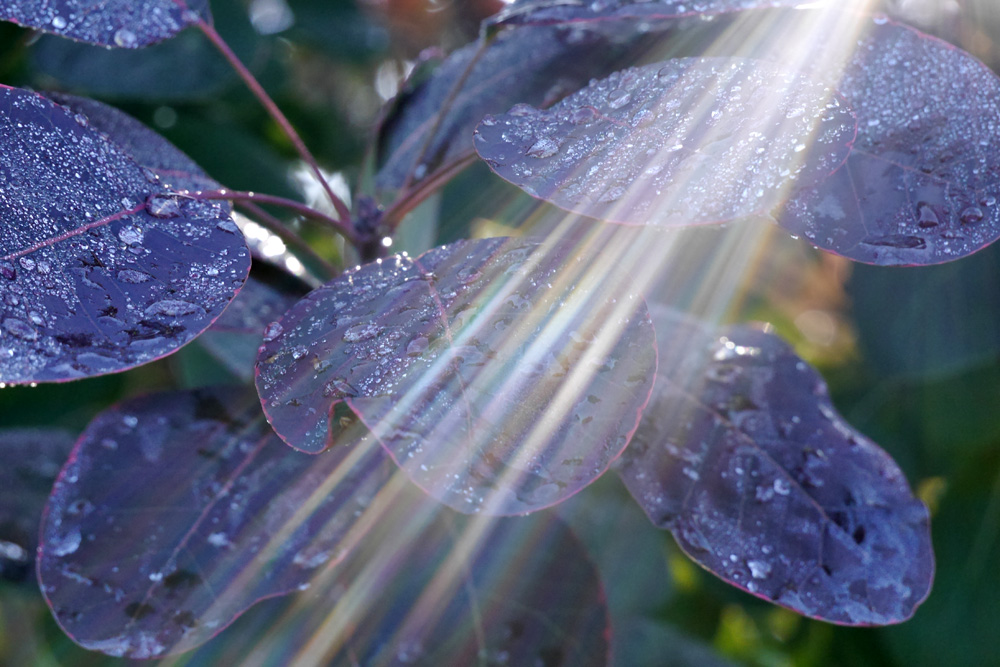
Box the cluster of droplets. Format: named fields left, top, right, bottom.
left=475, top=57, right=855, bottom=227
left=0, top=87, right=249, bottom=383
left=780, top=18, right=1000, bottom=264
left=17, top=0, right=208, bottom=50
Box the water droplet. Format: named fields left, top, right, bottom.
left=323, top=378, right=358, bottom=397
left=144, top=300, right=200, bottom=318
left=48, top=528, right=82, bottom=557
left=773, top=478, right=791, bottom=495
left=607, top=88, right=631, bottom=109
left=916, top=201, right=940, bottom=228
left=122, top=415, right=139, bottom=428
left=960, top=206, right=984, bottom=224
left=3, top=317, right=38, bottom=341
left=216, top=219, right=240, bottom=234
left=568, top=107, right=598, bottom=124
left=406, top=336, right=429, bottom=356
left=262, top=321, right=284, bottom=342
left=343, top=323, right=380, bottom=342
left=526, top=137, right=559, bottom=159
left=118, top=269, right=152, bottom=284
left=113, top=28, right=138, bottom=48
left=747, top=559, right=771, bottom=579
left=118, top=225, right=144, bottom=245
left=145, top=194, right=180, bottom=219
left=51, top=15, right=67, bottom=29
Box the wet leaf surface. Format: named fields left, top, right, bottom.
left=488, top=0, right=813, bottom=29
left=37, top=387, right=393, bottom=658
left=0, top=428, right=74, bottom=583
left=617, top=310, right=933, bottom=625
left=375, top=24, right=641, bottom=200
left=474, top=58, right=855, bottom=227
left=777, top=17, right=1000, bottom=265
left=198, top=266, right=309, bottom=382
left=0, top=86, right=249, bottom=384
left=0, top=0, right=210, bottom=48
left=256, top=236, right=656, bottom=515
left=49, top=93, right=223, bottom=195
left=330, top=504, right=609, bottom=667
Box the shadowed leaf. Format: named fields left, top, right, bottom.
left=0, top=428, right=74, bottom=583
left=488, top=0, right=815, bottom=29
left=617, top=310, right=933, bottom=625
left=776, top=17, right=1000, bottom=265
left=375, top=24, right=642, bottom=201
left=37, top=387, right=393, bottom=658
left=198, top=266, right=310, bottom=382
left=256, top=237, right=656, bottom=515
left=474, top=58, right=855, bottom=226
left=331, top=505, right=610, bottom=666
left=49, top=93, right=223, bottom=194
left=0, top=0, right=210, bottom=48
left=0, top=86, right=249, bottom=384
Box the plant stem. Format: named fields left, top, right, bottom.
left=382, top=152, right=478, bottom=231
left=190, top=189, right=358, bottom=244
left=399, top=32, right=494, bottom=194
left=196, top=19, right=353, bottom=225
left=236, top=201, right=339, bottom=284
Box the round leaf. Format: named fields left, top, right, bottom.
left=0, top=0, right=210, bottom=48
left=331, top=509, right=610, bottom=666
left=777, top=18, right=1000, bottom=265
left=618, top=312, right=933, bottom=625
left=474, top=58, right=855, bottom=227
left=489, top=0, right=816, bottom=29
left=38, top=387, right=393, bottom=658
left=0, top=86, right=250, bottom=384
left=256, top=237, right=657, bottom=515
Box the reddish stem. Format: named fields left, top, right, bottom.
left=196, top=20, right=353, bottom=225
left=189, top=189, right=358, bottom=244
left=381, top=153, right=479, bottom=231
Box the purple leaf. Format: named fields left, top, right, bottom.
left=376, top=25, right=643, bottom=199
left=776, top=17, right=1000, bottom=265
left=0, top=0, right=210, bottom=48
left=49, top=93, right=224, bottom=195
left=256, top=237, right=656, bottom=515
left=488, top=0, right=813, bottom=29
left=330, top=504, right=609, bottom=666
left=474, top=58, right=855, bottom=226
left=0, top=86, right=250, bottom=384
left=0, top=428, right=74, bottom=583
left=198, top=268, right=309, bottom=382
left=617, top=310, right=933, bottom=625
left=37, top=387, right=393, bottom=658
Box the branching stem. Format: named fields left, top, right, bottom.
left=196, top=20, right=353, bottom=225
left=189, top=189, right=358, bottom=244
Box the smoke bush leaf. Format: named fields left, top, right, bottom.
left=776, top=17, right=1000, bottom=265
left=256, top=236, right=656, bottom=515
left=0, top=86, right=249, bottom=384
left=0, top=0, right=210, bottom=48
left=198, top=268, right=309, bottom=382
left=474, top=57, right=855, bottom=227
left=488, top=0, right=816, bottom=30
left=37, top=387, right=393, bottom=658
left=331, top=504, right=609, bottom=666
left=617, top=311, right=933, bottom=625
left=376, top=24, right=641, bottom=201
left=49, top=93, right=223, bottom=194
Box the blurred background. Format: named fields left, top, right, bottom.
left=2, top=0, right=1000, bottom=664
